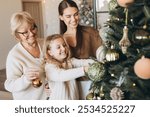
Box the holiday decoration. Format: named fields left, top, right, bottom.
left=119, top=26, right=131, bottom=54
left=96, top=45, right=107, bottom=62
left=110, top=87, right=124, bottom=100
left=32, top=78, right=42, bottom=88
left=99, top=86, right=105, bottom=99
left=106, top=44, right=119, bottom=62
left=119, top=8, right=131, bottom=54
left=86, top=92, right=94, bottom=100
left=87, top=62, right=106, bottom=82
left=108, top=0, right=118, bottom=11
left=117, top=0, right=134, bottom=7
left=133, top=29, right=150, bottom=46
left=86, top=86, right=104, bottom=100
left=134, top=56, right=150, bottom=79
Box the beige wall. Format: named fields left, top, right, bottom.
left=44, top=0, right=61, bottom=36
left=0, top=0, right=22, bottom=69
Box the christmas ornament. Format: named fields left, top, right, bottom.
left=119, top=26, right=131, bottom=54
left=135, top=30, right=149, bottom=40
left=117, top=0, right=134, bottom=7
left=134, top=56, right=150, bottom=79
left=86, top=93, right=101, bottom=100
left=32, top=78, right=42, bottom=88
left=86, top=87, right=99, bottom=100
left=87, top=62, right=106, bottom=82
left=133, top=30, right=150, bottom=41
left=108, top=0, right=118, bottom=11
left=110, top=87, right=124, bottom=100
left=133, top=29, right=150, bottom=46
left=106, top=44, right=119, bottom=62
left=86, top=92, right=94, bottom=100
left=99, top=86, right=105, bottom=99
left=119, top=8, right=131, bottom=54
left=96, top=45, right=107, bottom=62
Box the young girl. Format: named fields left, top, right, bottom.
left=44, top=34, right=94, bottom=100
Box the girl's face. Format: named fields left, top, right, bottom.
left=48, top=38, right=68, bottom=62
left=60, top=7, right=79, bottom=29
left=16, top=22, right=37, bottom=45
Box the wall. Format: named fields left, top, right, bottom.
left=44, top=0, right=61, bottom=36
left=0, top=0, right=22, bottom=69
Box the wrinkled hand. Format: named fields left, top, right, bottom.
left=24, top=67, right=40, bottom=81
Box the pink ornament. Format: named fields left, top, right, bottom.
left=117, top=0, right=134, bottom=7
left=134, top=56, right=150, bottom=79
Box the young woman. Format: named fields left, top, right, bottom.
left=4, top=11, right=47, bottom=100
left=44, top=34, right=94, bottom=100
left=58, top=0, right=106, bottom=99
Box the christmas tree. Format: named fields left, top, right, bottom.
left=86, top=0, right=150, bottom=100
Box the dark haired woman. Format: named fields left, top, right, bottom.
left=58, top=0, right=106, bottom=99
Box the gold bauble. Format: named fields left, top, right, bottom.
left=32, top=78, right=42, bottom=88
left=106, top=49, right=119, bottom=62
left=86, top=92, right=94, bottom=100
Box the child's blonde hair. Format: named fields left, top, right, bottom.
left=44, top=34, right=71, bottom=68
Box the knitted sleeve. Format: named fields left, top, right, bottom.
left=45, top=63, right=85, bottom=82
left=71, top=57, right=95, bottom=67
left=4, top=45, right=31, bottom=92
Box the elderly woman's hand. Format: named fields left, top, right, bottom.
left=24, top=67, right=40, bottom=81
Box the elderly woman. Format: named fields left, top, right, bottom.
left=4, top=11, right=47, bottom=100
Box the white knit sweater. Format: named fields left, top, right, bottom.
left=5, top=42, right=47, bottom=100
left=45, top=58, right=94, bottom=100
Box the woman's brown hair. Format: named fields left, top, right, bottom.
left=58, top=0, right=83, bottom=57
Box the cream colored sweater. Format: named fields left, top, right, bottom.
left=5, top=42, right=47, bottom=100
left=45, top=58, right=94, bottom=100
